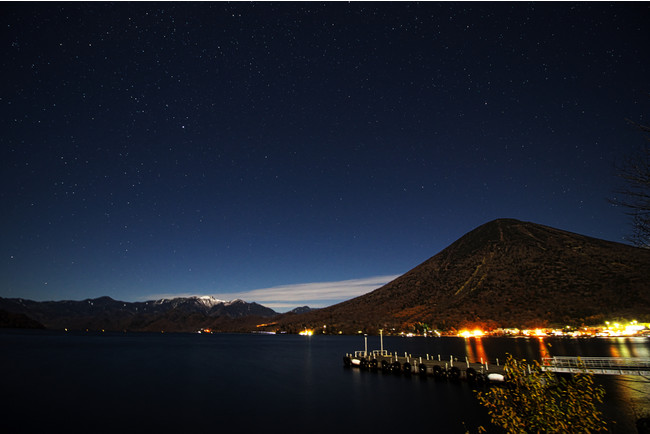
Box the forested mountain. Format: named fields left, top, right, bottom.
left=274, top=219, right=650, bottom=333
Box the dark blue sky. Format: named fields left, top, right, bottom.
left=2, top=2, right=649, bottom=310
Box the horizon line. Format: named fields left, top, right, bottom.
left=142, top=274, right=401, bottom=312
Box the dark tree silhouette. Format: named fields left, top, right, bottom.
left=611, top=121, right=650, bottom=247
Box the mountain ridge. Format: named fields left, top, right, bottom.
left=0, top=295, right=276, bottom=332
left=274, top=218, right=650, bottom=333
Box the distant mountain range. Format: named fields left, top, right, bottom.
left=0, top=296, right=276, bottom=332
left=3, top=219, right=650, bottom=334
left=273, top=219, right=650, bottom=334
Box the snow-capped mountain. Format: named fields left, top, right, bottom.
left=0, top=295, right=277, bottom=332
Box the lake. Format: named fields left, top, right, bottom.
left=1, top=330, right=648, bottom=433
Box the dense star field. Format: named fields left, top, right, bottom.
left=1, top=3, right=649, bottom=309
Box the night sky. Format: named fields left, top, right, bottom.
left=2, top=2, right=649, bottom=311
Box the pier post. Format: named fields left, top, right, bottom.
left=364, top=334, right=368, bottom=356
left=380, top=329, right=383, bottom=354
left=450, top=355, right=453, bottom=367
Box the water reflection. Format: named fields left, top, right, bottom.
left=607, top=337, right=650, bottom=359
left=464, top=337, right=475, bottom=363
left=475, top=337, right=488, bottom=364
left=454, top=336, right=650, bottom=368
left=630, top=338, right=650, bottom=358
left=612, top=338, right=632, bottom=358
left=464, top=337, right=488, bottom=364
left=538, top=337, right=551, bottom=360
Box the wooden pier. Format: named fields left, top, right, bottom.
left=345, top=351, right=650, bottom=382
left=343, top=349, right=506, bottom=383
left=344, top=332, right=505, bottom=382
left=541, top=356, right=650, bottom=376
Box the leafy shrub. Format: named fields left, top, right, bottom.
left=475, top=355, right=606, bottom=433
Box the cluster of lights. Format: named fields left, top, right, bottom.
left=454, top=321, right=648, bottom=338
left=458, top=329, right=485, bottom=338
left=601, top=320, right=645, bottom=337
left=522, top=329, right=547, bottom=337
left=299, top=329, right=313, bottom=336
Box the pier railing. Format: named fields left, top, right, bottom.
left=541, top=356, right=650, bottom=376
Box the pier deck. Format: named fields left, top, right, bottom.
left=541, top=356, right=650, bottom=376
left=345, top=349, right=650, bottom=382
left=344, top=350, right=505, bottom=381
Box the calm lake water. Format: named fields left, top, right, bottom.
left=2, top=330, right=649, bottom=433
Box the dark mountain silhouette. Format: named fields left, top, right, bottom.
left=274, top=219, right=650, bottom=333
left=0, top=309, right=45, bottom=329
left=0, top=296, right=276, bottom=332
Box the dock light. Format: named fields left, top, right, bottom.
left=299, top=329, right=313, bottom=336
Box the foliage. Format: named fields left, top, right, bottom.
left=412, top=321, right=429, bottom=334
left=475, top=355, right=607, bottom=433
left=611, top=121, right=650, bottom=247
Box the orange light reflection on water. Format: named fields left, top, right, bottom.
left=464, top=337, right=488, bottom=364
left=609, top=341, right=623, bottom=358
left=608, top=337, right=650, bottom=358
left=465, top=337, right=475, bottom=363
left=475, top=337, right=488, bottom=364
left=538, top=337, right=550, bottom=360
